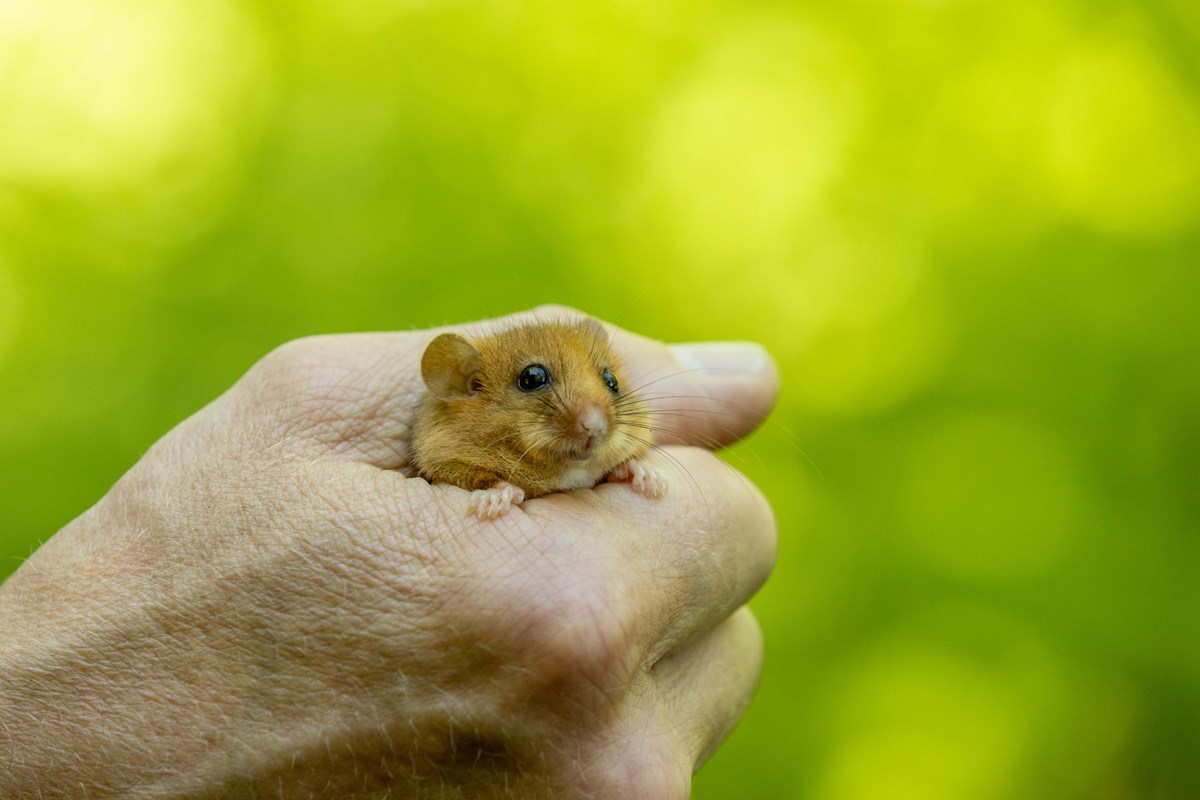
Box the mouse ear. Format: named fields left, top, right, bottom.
left=422, top=333, right=482, bottom=400
left=576, top=316, right=609, bottom=344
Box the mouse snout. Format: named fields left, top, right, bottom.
left=562, top=404, right=610, bottom=460
left=575, top=405, right=609, bottom=438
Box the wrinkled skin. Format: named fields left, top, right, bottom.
left=0, top=307, right=778, bottom=799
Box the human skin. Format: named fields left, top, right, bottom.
left=0, top=307, right=778, bottom=799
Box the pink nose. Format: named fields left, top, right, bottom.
left=577, top=406, right=608, bottom=438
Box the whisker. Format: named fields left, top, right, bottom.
left=512, top=433, right=555, bottom=471
left=480, top=430, right=522, bottom=450
left=622, top=367, right=754, bottom=398
left=623, top=392, right=741, bottom=407
left=632, top=408, right=744, bottom=421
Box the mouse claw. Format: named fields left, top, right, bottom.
left=468, top=481, right=526, bottom=519
left=609, top=459, right=668, bottom=499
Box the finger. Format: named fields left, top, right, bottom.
left=563, top=607, right=763, bottom=799
left=652, top=607, right=764, bottom=769
left=534, top=445, right=777, bottom=666
left=237, top=305, right=777, bottom=467
left=616, top=333, right=778, bottom=450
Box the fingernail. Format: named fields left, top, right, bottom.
left=670, top=341, right=771, bottom=376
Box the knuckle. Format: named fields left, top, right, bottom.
left=590, top=735, right=692, bottom=799
left=246, top=335, right=335, bottom=397
left=511, top=563, right=642, bottom=693
left=678, top=447, right=778, bottom=578
left=239, top=335, right=379, bottom=444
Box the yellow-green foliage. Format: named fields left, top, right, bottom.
left=1, top=0, right=1198, bottom=796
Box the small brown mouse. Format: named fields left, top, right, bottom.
left=411, top=317, right=667, bottom=518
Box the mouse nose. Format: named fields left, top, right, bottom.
left=576, top=405, right=608, bottom=438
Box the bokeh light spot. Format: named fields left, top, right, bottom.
left=630, top=19, right=954, bottom=413
left=636, top=18, right=863, bottom=274
left=1042, top=27, right=1200, bottom=236
left=901, top=414, right=1080, bottom=582
left=904, top=2, right=1072, bottom=246
left=0, top=0, right=268, bottom=193
left=818, top=647, right=1024, bottom=800
left=783, top=238, right=951, bottom=414
left=812, top=605, right=1135, bottom=800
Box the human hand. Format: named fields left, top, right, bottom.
left=0, top=307, right=778, bottom=799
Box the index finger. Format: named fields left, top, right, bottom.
left=235, top=306, right=778, bottom=466
left=607, top=326, right=779, bottom=449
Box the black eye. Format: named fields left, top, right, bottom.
left=517, top=364, right=551, bottom=392
left=602, top=369, right=619, bottom=394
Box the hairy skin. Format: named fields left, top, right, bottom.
left=0, top=307, right=778, bottom=799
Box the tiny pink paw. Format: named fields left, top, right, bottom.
left=467, top=481, right=526, bottom=519
left=609, top=459, right=668, bottom=499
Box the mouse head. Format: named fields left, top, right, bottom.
left=421, top=318, right=636, bottom=463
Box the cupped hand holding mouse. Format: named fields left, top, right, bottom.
left=0, top=307, right=778, bottom=799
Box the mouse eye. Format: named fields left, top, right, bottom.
left=517, top=364, right=551, bottom=392
left=601, top=369, right=619, bottom=394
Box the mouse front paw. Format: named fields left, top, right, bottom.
left=608, top=459, right=668, bottom=499
left=467, top=481, right=526, bottom=519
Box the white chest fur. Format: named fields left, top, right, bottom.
left=558, top=461, right=605, bottom=490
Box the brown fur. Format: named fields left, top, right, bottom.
left=411, top=318, right=653, bottom=499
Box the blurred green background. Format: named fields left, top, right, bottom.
left=2, top=0, right=1198, bottom=796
